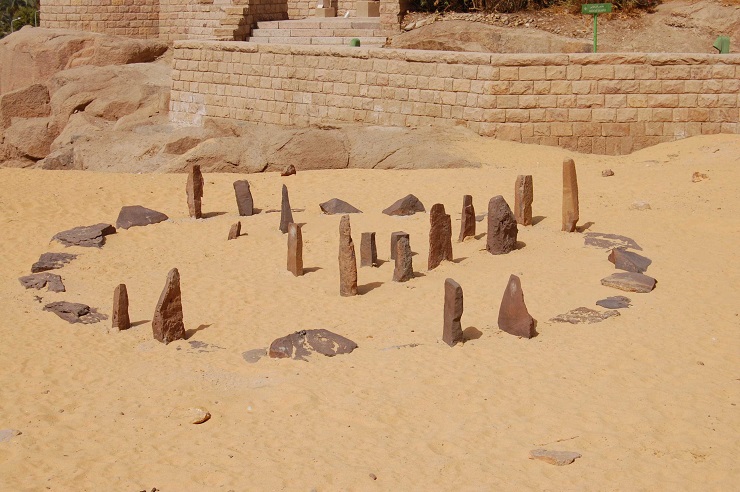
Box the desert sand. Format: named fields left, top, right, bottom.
left=1, top=133, right=739, bottom=490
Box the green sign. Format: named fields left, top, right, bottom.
left=582, top=3, right=612, bottom=14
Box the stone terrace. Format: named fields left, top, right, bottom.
left=247, top=18, right=387, bottom=47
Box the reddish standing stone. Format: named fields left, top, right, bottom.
left=152, top=268, right=186, bottom=344
left=186, top=164, right=204, bottom=219
left=497, top=274, right=536, bottom=338
left=227, top=221, right=241, bottom=240
left=443, top=278, right=464, bottom=347
left=112, top=283, right=130, bottom=332
left=393, top=236, right=413, bottom=282
left=287, top=223, right=303, bottom=276
left=514, top=175, right=533, bottom=226
left=360, top=232, right=377, bottom=267
left=486, top=196, right=518, bottom=255
left=390, top=231, right=409, bottom=260
left=428, top=203, right=453, bottom=270
left=458, top=195, right=475, bottom=242
left=338, top=215, right=358, bottom=296
left=562, top=158, right=579, bottom=232
left=233, top=180, right=254, bottom=216
left=279, top=184, right=294, bottom=234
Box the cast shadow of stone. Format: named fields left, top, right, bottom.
left=452, top=257, right=468, bottom=264
left=358, top=281, right=384, bottom=295
left=186, top=323, right=211, bottom=339
left=202, top=211, right=227, bottom=219
left=303, top=266, right=322, bottom=274
left=130, top=319, right=150, bottom=328
left=532, top=216, right=546, bottom=225
left=576, top=221, right=595, bottom=233
left=463, top=326, right=482, bottom=341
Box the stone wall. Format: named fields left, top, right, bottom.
left=159, top=0, right=231, bottom=41
left=40, top=0, right=161, bottom=38
left=286, top=0, right=360, bottom=19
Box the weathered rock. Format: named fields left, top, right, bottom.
left=630, top=200, right=651, bottom=211
left=601, top=272, right=656, bottom=293
left=550, top=307, right=620, bottom=324
left=281, top=164, right=297, bottom=176
left=602, top=169, right=615, bottom=177
left=112, top=284, right=130, bottom=332
left=31, top=252, right=77, bottom=273
left=227, top=221, right=241, bottom=240
left=3, top=117, right=57, bottom=160
left=287, top=223, right=304, bottom=277
left=233, top=180, right=254, bottom=216
left=514, top=175, right=533, bottom=226
left=43, top=301, right=106, bottom=324
left=529, top=449, right=582, bottom=466
left=338, top=215, right=358, bottom=296
left=115, top=205, right=168, bottom=230
left=486, top=196, right=518, bottom=255
left=52, top=223, right=116, bottom=248
left=279, top=184, right=293, bottom=234
left=443, top=278, right=464, bottom=347
left=152, top=268, right=186, bottom=344
left=584, top=232, right=642, bottom=251
left=187, top=407, right=211, bottom=424
left=36, top=147, right=78, bottom=170
left=428, top=203, right=453, bottom=270
left=497, top=274, right=535, bottom=338
left=162, top=136, right=203, bottom=155
left=562, top=158, right=579, bottom=232
left=19, top=272, right=65, bottom=293
left=390, top=231, right=409, bottom=260
left=458, top=195, right=476, bottom=242
left=0, top=429, right=22, bottom=443
left=608, top=248, right=652, bottom=273
left=382, top=194, right=425, bottom=216
left=186, top=164, right=204, bottom=219
left=596, top=296, right=631, bottom=309
left=0, top=83, right=50, bottom=129
left=360, top=232, right=377, bottom=267
left=268, top=329, right=358, bottom=361
left=320, top=198, right=362, bottom=215
left=393, top=236, right=414, bottom=282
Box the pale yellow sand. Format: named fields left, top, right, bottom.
left=0, top=134, right=738, bottom=491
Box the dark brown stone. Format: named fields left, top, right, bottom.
left=112, top=284, right=130, bottom=332
left=320, top=198, right=362, bottom=215
left=116, top=206, right=168, bottom=230
left=268, top=329, right=358, bottom=361
left=281, top=164, right=296, bottom=177
left=382, top=194, right=425, bottom=216
left=443, top=278, right=463, bottom=347
left=428, top=203, right=452, bottom=270
left=287, top=223, right=303, bottom=276
left=600, top=272, right=656, bottom=293
left=19, top=272, right=65, bottom=293
left=360, top=232, right=377, bottom=267
left=393, top=236, right=413, bottom=282
left=186, top=164, right=204, bottom=219
left=608, top=248, right=652, bottom=273
left=43, top=302, right=106, bottom=324
left=390, top=231, right=409, bottom=260
left=562, top=158, right=579, bottom=232
left=338, top=215, right=358, bottom=296
left=227, top=221, right=241, bottom=240
left=152, top=268, right=186, bottom=344
left=233, top=180, right=254, bottom=216
left=486, top=196, right=518, bottom=255
left=596, top=296, right=631, bottom=309
left=279, top=184, right=293, bottom=234
left=514, top=175, right=533, bottom=226
left=52, top=223, right=116, bottom=248
left=31, top=252, right=77, bottom=273
left=497, top=274, right=535, bottom=338
left=550, top=307, right=620, bottom=324
left=458, top=195, right=476, bottom=242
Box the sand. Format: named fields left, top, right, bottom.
left=0, top=134, right=738, bottom=490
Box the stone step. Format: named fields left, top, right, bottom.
left=247, top=36, right=386, bottom=46
left=250, top=27, right=382, bottom=38
left=256, top=19, right=380, bottom=30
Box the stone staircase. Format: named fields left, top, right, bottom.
left=246, top=18, right=387, bottom=47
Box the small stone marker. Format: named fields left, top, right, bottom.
left=529, top=449, right=581, bottom=466
left=550, top=307, right=620, bottom=324
left=287, top=223, right=304, bottom=276
left=382, top=194, right=425, bottom=216
left=514, top=175, right=533, bottom=226
left=279, top=184, right=293, bottom=234
left=52, top=223, right=116, bottom=248
left=442, top=278, right=464, bottom=347
left=186, top=164, right=204, bottom=219
left=31, top=252, right=77, bottom=273
left=227, top=221, right=241, bottom=240
left=43, top=302, right=106, bottom=324
left=233, top=180, right=254, bottom=216
left=601, top=272, right=656, bottom=293
left=281, top=164, right=296, bottom=176
left=486, top=196, right=518, bottom=255
left=596, top=296, right=631, bottom=309
left=152, top=268, right=186, bottom=344
left=360, top=232, right=377, bottom=267
left=458, top=195, right=476, bottom=242
left=608, top=248, right=651, bottom=273
left=112, top=284, right=130, bottom=332
left=269, top=329, right=358, bottom=361
left=320, top=198, right=362, bottom=214
left=338, top=215, right=358, bottom=296
left=393, top=236, right=413, bottom=282
left=562, top=158, right=579, bottom=232
left=428, top=203, right=453, bottom=270
left=497, top=274, right=535, bottom=338
left=116, top=206, right=168, bottom=230
left=390, top=231, right=409, bottom=260
left=19, top=272, right=65, bottom=293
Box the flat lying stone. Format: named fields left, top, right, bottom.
left=601, top=272, right=656, bottom=293
left=242, top=348, right=267, bottom=364
left=31, top=252, right=77, bottom=273
left=596, top=296, right=631, bottom=309
left=550, top=307, right=620, bottom=324
left=608, top=248, right=652, bottom=273
left=52, top=223, right=116, bottom=248
left=115, top=206, right=168, bottom=230
left=382, top=194, right=425, bottom=216
left=0, top=429, right=22, bottom=442
left=43, top=302, right=107, bottom=324
left=19, top=272, right=65, bottom=292
left=268, top=329, right=358, bottom=361
left=584, top=232, right=642, bottom=251
left=529, top=449, right=581, bottom=466
left=320, top=198, right=362, bottom=214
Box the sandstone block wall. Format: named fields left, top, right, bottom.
left=41, top=0, right=161, bottom=38
left=159, top=0, right=231, bottom=41
left=286, top=0, right=361, bottom=19
left=169, top=42, right=740, bottom=155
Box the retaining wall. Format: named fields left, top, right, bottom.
left=40, top=0, right=161, bottom=38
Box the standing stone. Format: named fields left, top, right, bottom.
left=486, top=196, right=518, bottom=255
left=390, top=231, right=409, bottom=260
left=287, top=223, right=303, bottom=276
left=338, top=215, right=358, bottom=296
left=233, top=180, right=254, bottom=216
left=152, top=268, right=186, bottom=344
left=112, top=284, right=130, bottom=332
left=393, top=236, right=413, bottom=282
left=442, top=278, right=464, bottom=347
left=514, top=175, right=533, bottom=226
left=428, top=203, right=453, bottom=270
left=227, top=221, right=241, bottom=240
left=279, top=184, right=293, bottom=234
left=360, top=232, right=377, bottom=267
left=497, top=274, right=535, bottom=338
left=562, top=158, right=579, bottom=232
left=458, top=195, right=476, bottom=242
left=186, top=164, right=204, bottom=219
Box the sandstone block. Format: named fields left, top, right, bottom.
left=360, top=232, right=377, bottom=267
left=279, top=184, right=294, bottom=234
left=562, top=158, right=579, bottom=232
left=428, top=203, right=453, bottom=270
left=390, top=231, right=409, bottom=260
left=228, top=221, right=241, bottom=240
left=186, top=164, right=204, bottom=219
left=287, top=223, right=304, bottom=276
left=393, top=236, right=413, bottom=282
left=443, top=278, right=464, bottom=347
left=486, top=196, right=518, bottom=255
left=233, top=180, right=254, bottom=216
left=338, top=215, right=358, bottom=296
left=112, top=284, right=130, bottom=332
left=514, top=175, right=533, bottom=226
left=458, top=195, right=476, bottom=242
left=152, top=268, right=186, bottom=344
left=600, top=272, right=656, bottom=293
left=497, top=274, right=535, bottom=338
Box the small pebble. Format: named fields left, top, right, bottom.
left=602, top=169, right=614, bottom=177
left=369, top=473, right=377, bottom=480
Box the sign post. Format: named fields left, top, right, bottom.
left=581, top=3, right=612, bottom=53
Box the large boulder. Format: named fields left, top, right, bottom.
left=0, top=84, right=50, bottom=129
left=3, top=117, right=57, bottom=160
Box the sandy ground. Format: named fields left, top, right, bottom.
left=0, top=134, right=738, bottom=491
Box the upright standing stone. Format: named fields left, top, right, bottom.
left=443, top=278, right=464, bottom=347
left=233, top=180, right=254, bottom=216
left=458, top=195, right=476, bottom=242
left=393, top=236, right=413, bottom=282
left=486, top=196, right=518, bottom=255
left=228, top=221, right=241, bottom=240
left=287, top=223, right=303, bottom=276
left=152, top=268, right=186, bottom=344
left=428, top=203, right=453, bottom=270
left=390, top=231, right=409, bottom=260
left=279, top=184, right=293, bottom=234
left=562, top=158, right=579, bottom=232
left=186, top=164, right=204, bottom=219
left=338, top=215, right=358, bottom=296
left=112, top=283, right=130, bottom=332
left=514, top=175, right=534, bottom=226
left=497, top=274, right=535, bottom=338
left=360, top=232, right=377, bottom=267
